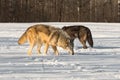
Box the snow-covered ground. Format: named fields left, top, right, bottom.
left=0, top=23, right=120, bottom=80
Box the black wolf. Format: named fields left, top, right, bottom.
left=62, top=25, right=93, bottom=49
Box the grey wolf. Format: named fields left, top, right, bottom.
left=18, top=24, right=74, bottom=56
left=62, top=25, right=93, bottom=49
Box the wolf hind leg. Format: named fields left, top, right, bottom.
left=37, top=43, right=42, bottom=55
left=81, top=40, right=87, bottom=49
left=37, top=39, right=42, bottom=55
left=79, top=35, right=87, bottom=49
left=51, top=45, right=59, bottom=56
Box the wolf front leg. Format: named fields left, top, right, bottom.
left=44, top=43, right=49, bottom=56
left=27, top=43, right=35, bottom=56
left=51, top=45, right=59, bottom=55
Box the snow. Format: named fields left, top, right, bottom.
left=0, top=22, right=120, bottom=80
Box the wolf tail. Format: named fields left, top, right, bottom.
left=18, top=31, right=27, bottom=45
left=87, top=28, right=93, bottom=47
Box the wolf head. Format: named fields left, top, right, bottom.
left=48, top=29, right=74, bottom=55
left=57, top=30, right=74, bottom=55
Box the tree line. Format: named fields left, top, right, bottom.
left=0, top=0, right=119, bottom=22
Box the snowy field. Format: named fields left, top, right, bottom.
left=0, top=22, right=120, bottom=80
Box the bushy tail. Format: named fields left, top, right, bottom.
left=87, top=28, right=93, bottom=47
left=18, top=32, right=27, bottom=45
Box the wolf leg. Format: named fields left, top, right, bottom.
left=71, top=39, right=74, bottom=48
left=81, top=40, right=87, bottom=49
left=79, top=33, right=88, bottom=49
left=83, top=41, right=87, bottom=49
left=37, top=43, right=42, bottom=55
left=27, top=43, right=35, bottom=56
left=79, top=38, right=87, bottom=49
left=44, top=43, right=49, bottom=55
left=51, top=45, right=59, bottom=55
left=27, top=35, right=36, bottom=56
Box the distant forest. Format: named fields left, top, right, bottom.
left=0, top=0, right=119, bottom=22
